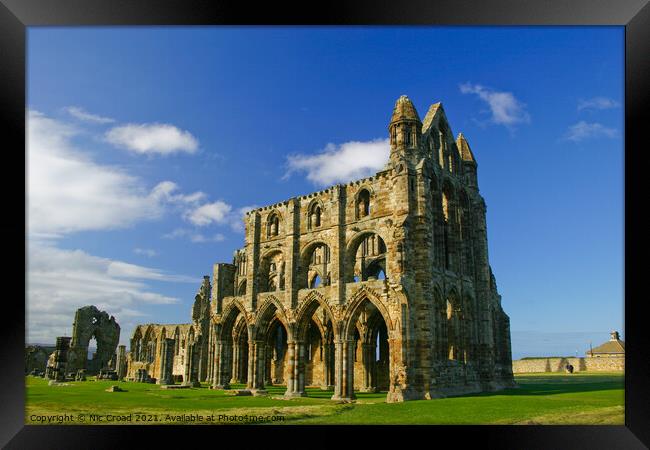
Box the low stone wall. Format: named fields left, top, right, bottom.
left=512, top=356, right=624, bottom=373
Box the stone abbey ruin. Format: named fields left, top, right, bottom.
left=124, top=95, right=515, bottom=401
left=34, top=306, right=122, bottom=381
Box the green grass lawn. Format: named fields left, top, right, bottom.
left=25, top=372, right=624, bottom=425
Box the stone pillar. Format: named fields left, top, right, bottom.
left=359, top=343, right=375, bottom=392
left=331, top=339, right=355, bottom=401
left=251, top=340, right=267, bottom=392
left=211, top=340, right=230, bottom=389
left=183, top=342, right=193, bottom=384
left=246, top=339, right=255, bottom=389
left=321, top=342, right=334, bottom=389
left=241, top=342, right=249, bottom=382
left=207, top=340, right=214, bottom=384
left=115, top=345, right=127, bottom=380
left=158, top=338, right=175, bottom=385
left=285, top=341, right=307, bottom=397
left=211, top=340, right=219, bottom=387
left=343, top=339, right=356, bottom=400
left=230, top=342, right=240, bottom=384
left=182, top=342, right=201, bottom=387
left=284, top=341, right=296, bottom=395
left=46, top=336, right=71, bottom=381
left=265, top=343, right=273, bottom=385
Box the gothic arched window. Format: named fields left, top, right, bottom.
left=267, top=213, right=280, bottom=237
left=356, top=189, right=371, bottom=218
left=308, top=203, right=322, bottom=229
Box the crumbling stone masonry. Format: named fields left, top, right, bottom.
left=127, top=96, right=515, bottom=402
left=158, top=338, right=175, bottom=385
left=67, top=305, right=121, bottom=375
left=25, top=345, right=54, bottom=375
left=126, top=278, right=212, bottom=383
left=45, top=337, right=71, bottom=381
left=115, top=345, right=127, bottom=380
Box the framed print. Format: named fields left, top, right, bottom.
left=2, top=0, right=648, bottom=448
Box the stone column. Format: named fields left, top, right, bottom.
left=321, top=342, right=334, bottom=389
left=211, top=341, right=220, bottom=387
left=359, top=343, right=375, bottom=392
left=115, top=345, right=127, bottom=380
left=284, top=341, right=296, bottom=396
left=285, top=341, right=307, bottom=397
left=238, top=343, right=247, bottom=382
left=246, top=339, right=255, bottom=389
left=251, top=340, right=267, bottom=392
left=331, top=338, right=356, bottom=401
left=343, top=339, right=357, bottom=400
left=206, top=333, right=214, bottom=384
left=230, top=342, right=240, bottom=384
left=182, top=343, right=201, bottom=387
left=211, top=340, right=230, bottom=389
left=158, top=338, right=175, bottom=385
left=265, top=343, right=273, bottom=385
left=46, top=336, right=71, bottom=381
left=183, top=342, right=193, bottom=384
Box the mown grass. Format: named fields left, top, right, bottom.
left=25, top=372, right=624, bottom=425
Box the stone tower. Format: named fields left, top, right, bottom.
left=128, top=95, right=515, bottom=401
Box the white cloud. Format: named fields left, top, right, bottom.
left=134, top=248, right=158, bottom=257
left=459, top=83, right=530, bottom=127
left=28, top=110, right=173, bottom=235
left=285, top=138, right=390, bottom=187
left=577, top=97, right=620, bottom=112
left=163, top=228, right=226, bottom=243
left=64, top=106, right=115, bottom=124
left=105, top=123, right=199, bottom=155
left=563, top=121, right=617, bottom=142
left=150, top=181, right=207, bottom=207
left=26, top=109, right=235, bottom=346
left=185, top=201, right=233, bottom=226
left=26, top=241, right=197, bottom=345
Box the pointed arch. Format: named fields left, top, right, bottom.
left=342, top=286, right=393, bottom=338
left=254, top=295, right=290, bottom=339
left=232, top=314, right=248, bottom=341
left=219, top=299, right=248, bottom=340
left=294, top=290, right=336, bottom=341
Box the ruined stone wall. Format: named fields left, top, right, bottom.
left=126, top=323, right=197, bottom=382
left=512, top=356, right=624, bottom=373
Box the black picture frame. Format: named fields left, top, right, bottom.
left=2, top=0, right=648, bottom=448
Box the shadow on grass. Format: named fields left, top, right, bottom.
left=190, top=374, right=622, bottom=401
left=458, top=374, right=623, bottom=399
left=224, top=383, right=387, bottom=400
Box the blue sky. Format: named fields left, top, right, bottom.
left=27, top=26, right=624, bottom=360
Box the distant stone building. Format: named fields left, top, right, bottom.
left=512, top=330, right=625, bottom=373
left=587, top=331, right=625, bottom=358
left=127, top=95, right=515, bottom=401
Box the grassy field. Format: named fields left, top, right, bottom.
left=25, top=372, right=624, bottom=425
